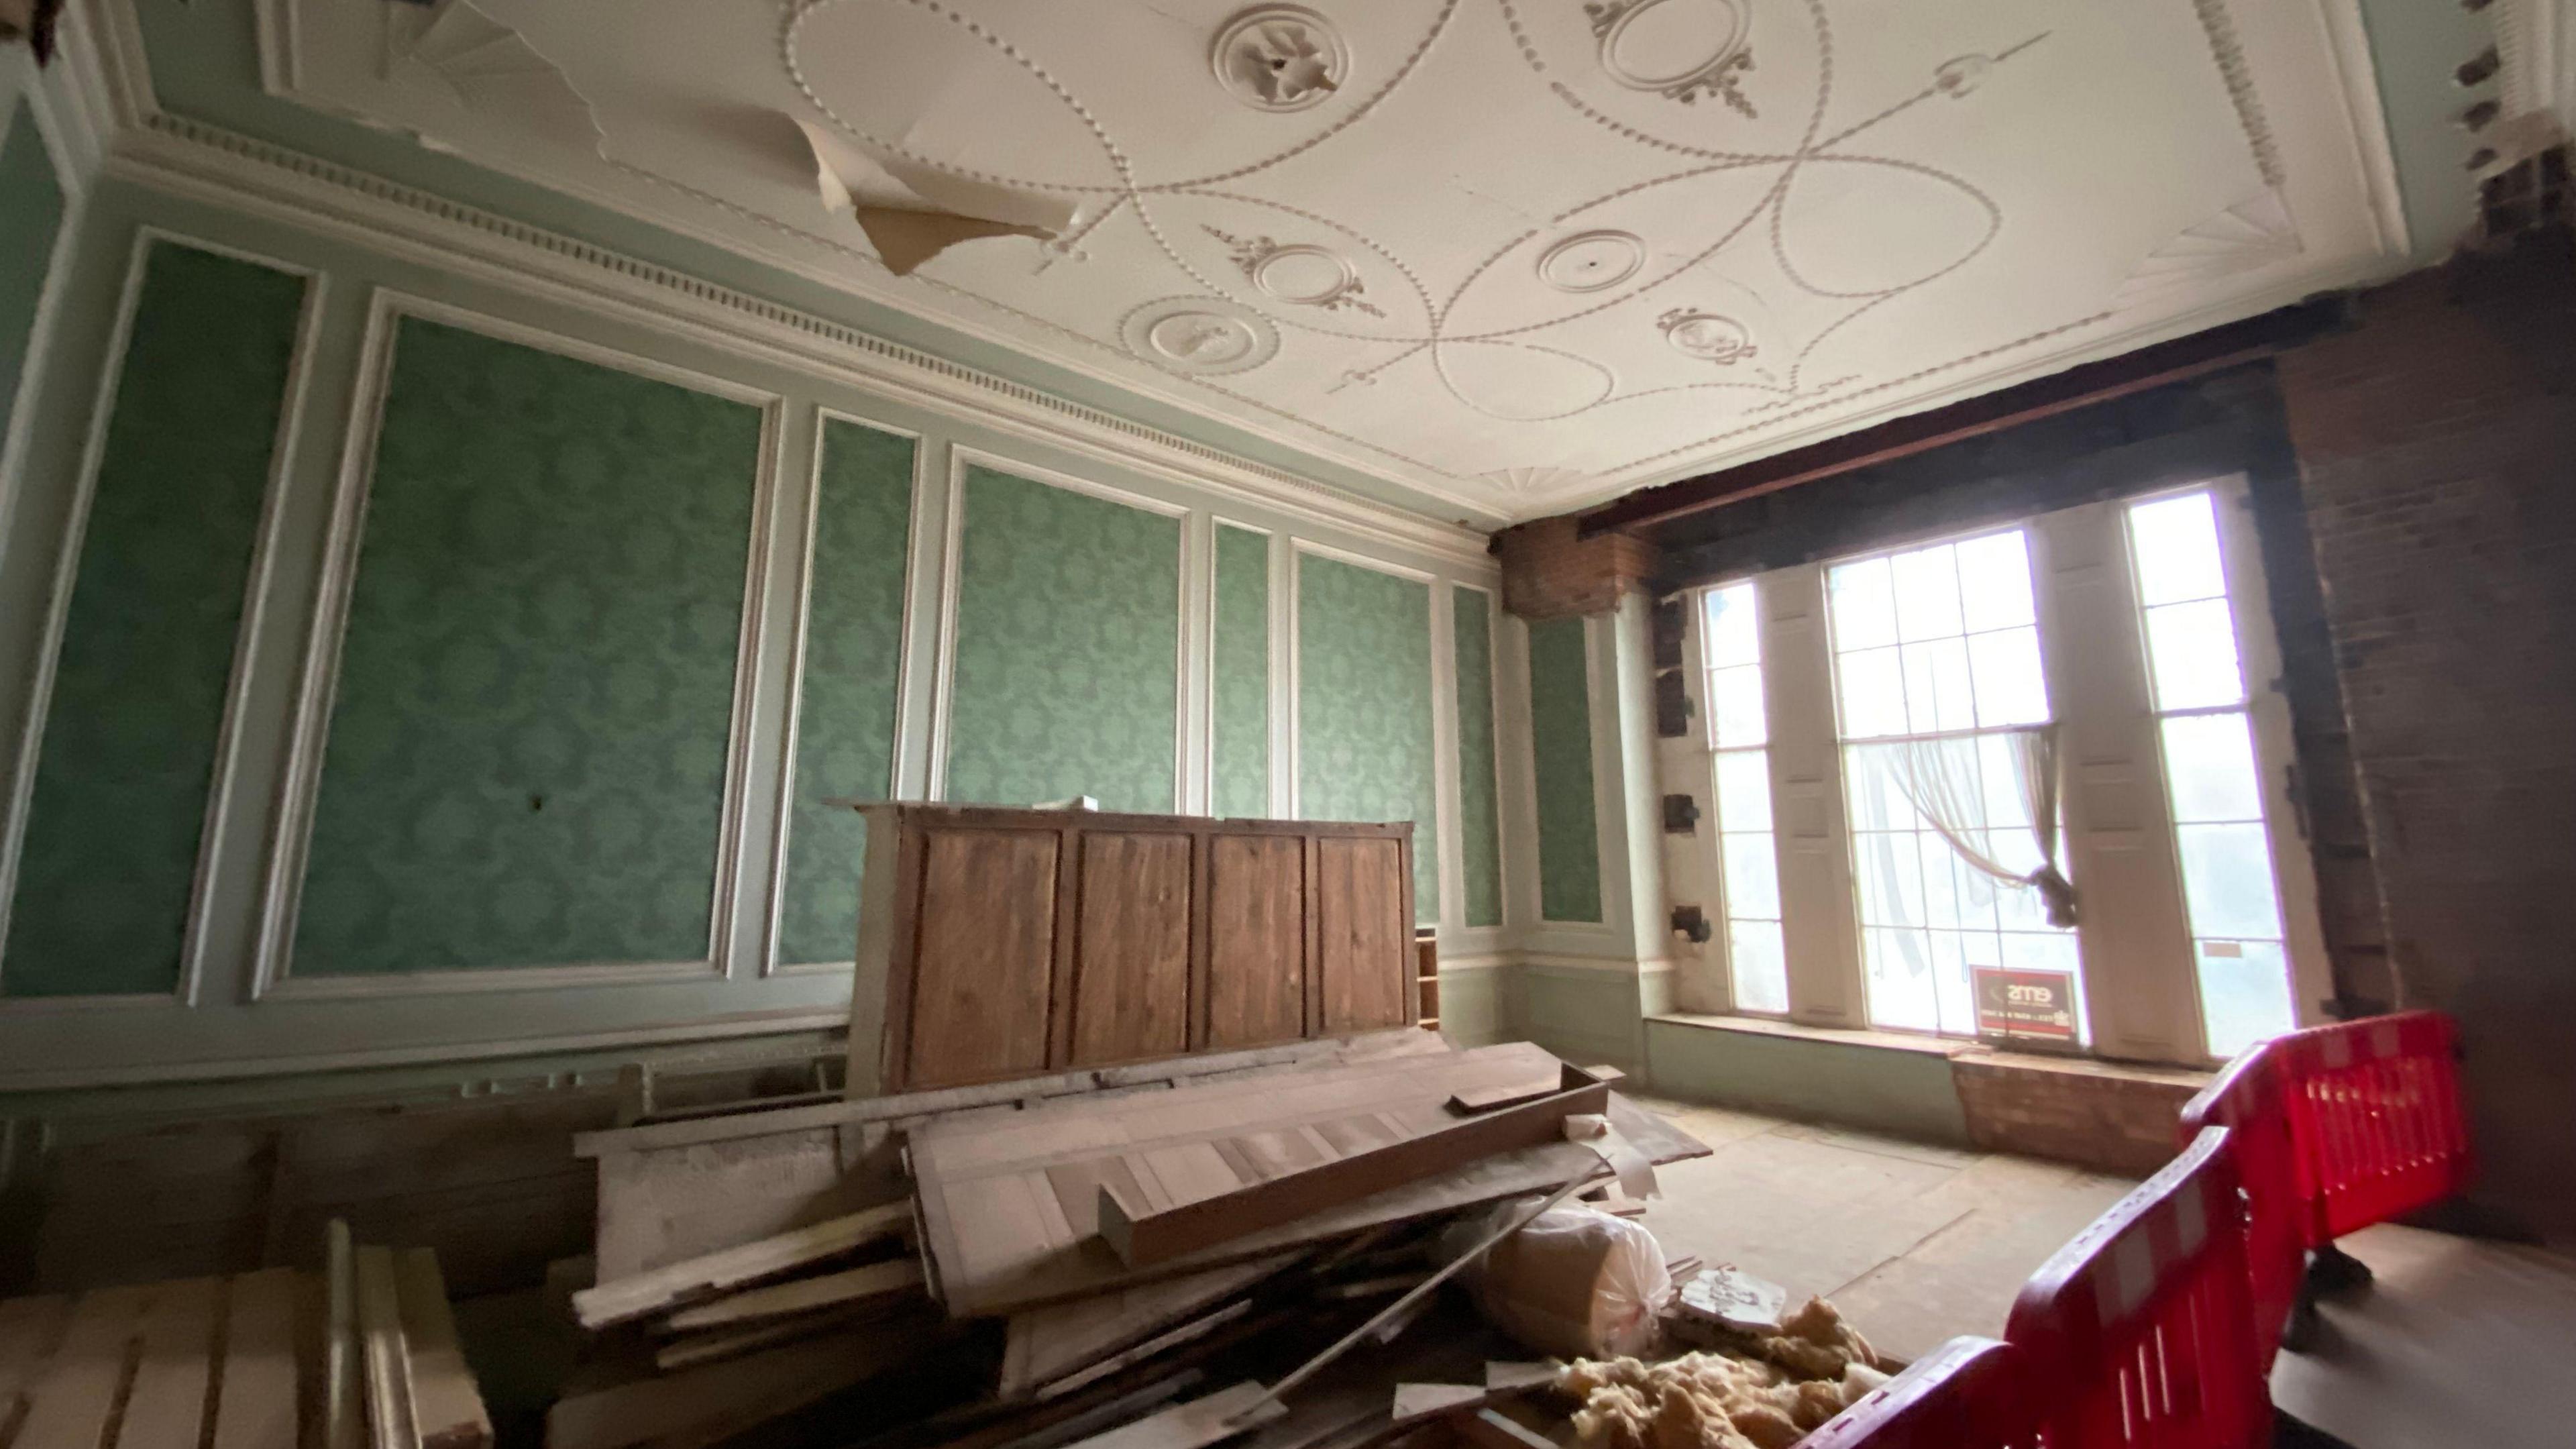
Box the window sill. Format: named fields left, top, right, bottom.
left=1648, top=1012, right=1976, bottom=1059
left=1650, top=1011, right=2218, bottom=1086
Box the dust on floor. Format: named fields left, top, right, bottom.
left=1623, top=1095, right=2137, bottom=1364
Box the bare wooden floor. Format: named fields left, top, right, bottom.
left=1621, top=1095, right=2137, bottom=1364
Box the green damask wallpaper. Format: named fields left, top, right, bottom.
left=1526, top=615, right=1603, bottom=923
left=292, top=319, right=762, bottom=974
left=1452, top=586, right=1503, bottom=928
left=0, top=101, right=64, bottom=458
left=775, top=419, right=915, bottom=966
left=1297, top=553, right=1438, bottom=923
left=1212, top=524, right=1269, bottom=818
left=944, top=466, right=1180, bottom=812
left=4, top=243, right=305, bottom=996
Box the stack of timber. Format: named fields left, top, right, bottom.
left=0, top=1222, right=488, bottom=1449
left=553, top=1034, right=1711, bottom=1449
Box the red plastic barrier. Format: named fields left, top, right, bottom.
left=2006, top=1128, right=2268, bottom=1448
left=2273, top=1011, right=2472, bottom=1243
left=1800, top=1336, right=2039, bottom=1448
left=2176, top=1044, right=2302, bottom=1370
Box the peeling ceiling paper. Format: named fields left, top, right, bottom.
left=792, top=116, right=1075, bottom=276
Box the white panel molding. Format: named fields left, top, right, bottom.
left=0, top=231, right=151, bottom=1012
left=1428, top=574, right=1464, bottom=938
left=760, top=406, right=927, bottom=977
left=930, top=445, right=1193, bottom=810
left=1450, top=580, right=1512, bottom=947
left=2314, top=0, right=2414, bottom=258
left=250, top=288, right=783, bottom=1002
left=95, top=113, right=1499, bottom=568
left=1179, top=508, right=1210, bottom=816
left=1206, top=515, right=1274, bottom=819
left=0, top=229, right=323, bottom=1014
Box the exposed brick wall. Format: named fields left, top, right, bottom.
left=1493, top=515, right=1657, bottom=620
left=2273, top=233, right=2576, bottom=1244
left=1951, top=1051, right=2204, bottom=1178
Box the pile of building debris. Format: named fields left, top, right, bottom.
left=543, top=1033, right=1887, bottom=1449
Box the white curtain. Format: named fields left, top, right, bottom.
left=1858, top=725, right=2076, bottom=928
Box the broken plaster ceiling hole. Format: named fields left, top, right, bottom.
left=1211, top=6, right=1350, bottom=112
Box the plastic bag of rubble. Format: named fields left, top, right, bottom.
left=1440, top=1199, right=1672, bottom=1358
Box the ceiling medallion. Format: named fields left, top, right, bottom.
left=1935, top=54, right=1994, bottom=97
left=1211, top=7, right=1349, bottom=112
left=1204, top=226, right=1383, bottom=316
left=1536, top=230, right=1646, bottom=292
left=1120, top=298, right=1282, bottom=375
left=1584, top=0, right=1756, bottom=115
left=1660, top=309, right=1758, bottom=364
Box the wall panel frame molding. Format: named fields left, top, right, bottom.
left=252, top=289, right=782, bottom=1000
left=1, top=228, right=323, bottom=1010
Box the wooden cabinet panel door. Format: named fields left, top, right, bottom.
left=1314, top=837, right=1409, bottom=1033
left=1204, top=835, right=1307, bottom=1049
left=906, top=828, right=1061, bottom=1088
left=1064, top=833, right=1195, bottom=1067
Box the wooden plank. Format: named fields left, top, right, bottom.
left=1444, top=1081, right=1561, bottom=1116
left=576, top=1030, right=1446, bottom=1158
left=1055, top=1381, right=1285, bottom=1449
left=1098, top=1072, right=1610, bottom=1268
left=545, top=1325, right=896, bottom=1449
left=653, top=1308, right=866, bottom=1372
left=356, top=1246, right=422, bottom=1449
left=1389, top=1385, right=1485, bottom=1425
left=1483, top=1363, right=1555, bottom=1393
left=395, top=1249, right=490, bottom=1449
left=661, top=1257, right=924, bottom=1332
left=116, top=1275, right=221, bottom=1449
left=14, top=1283, right=152, bottom=1449
left=211, top=1269, right=306, bottom=1449
left=908, top=826, right=1063, bottom=1089
left=1034, top=1300, right=1253, bottom=1402
left=0, top=1293, right=71, bottom=1419
left=1067, top=833, right=1196, bottom=1067
left=1204, top=837, right=1307, bottom=1051
left=915, top=1063, right=1703, bottom=1316
left=999, top=1255, right=1294, bottom=1400
left=1314, top=839, right=1408, bottom=1034
left=325, top=1220, right=362, bottom=1449
left=572, top=1200, right=911, bottom=1328
left=1450, top=1409, right=1554, bottom=1449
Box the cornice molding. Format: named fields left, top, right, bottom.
left=78, top=3, right=1495, bottom=570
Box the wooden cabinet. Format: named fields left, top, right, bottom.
left=844, top=805, right=1417, bottom=1094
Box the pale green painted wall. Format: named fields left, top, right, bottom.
left=294, top=319, right=763, bottom=974
left=1644, top=1020, right=1974, bottom=1146
left=1212, top=524, right=1269, bottom=819
left=945, top=466, right=1181, bottom=812
left=0, top=99, right=64, bottom=454
left=4, top=243, right=305, bottom=997
left=1298, top=554, right=1438, bottom=923
left=1526, top=616, right=1603, bottom=924
left=1451, top=586, right=1502, bottom=929
left=775, top=419, right=915, bottom=967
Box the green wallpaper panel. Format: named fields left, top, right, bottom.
left=4, top=244, right=305, bottom=996
left=945, top=466, right=1179, bottom=812
left=0, top=101, right=64, bottom=455
left=1212, top=525, right=1269, bottom=819
left=292, top=319, right=762, bottom=974
left=776, top=419, right=916, bottom=966
left=1451, top=586, right=1503, bottom=928
left=1297, top=553, right=1438, bottom=923
left=1526, top=615, right=1603, bottom=923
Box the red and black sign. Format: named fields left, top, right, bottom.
left=1974, top=967, right=2077, bottom=1041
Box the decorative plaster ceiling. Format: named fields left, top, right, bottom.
left=262, top=0, right=2406, bottom=523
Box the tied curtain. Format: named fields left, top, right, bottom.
left=1855, top=724, right=2077, bottom=929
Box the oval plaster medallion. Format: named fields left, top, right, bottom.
left=1211, top=6, right=1350, bottom=112
left=1594, top=0, right=1750, bottom=94
left=1537, top=230, right=1647, bottom=292
left=1121, top=298, right=1281, bottom=374
left=1659, top=309, right=1757, bottom=364
left=1250, top=244, right=1358, bottom=306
